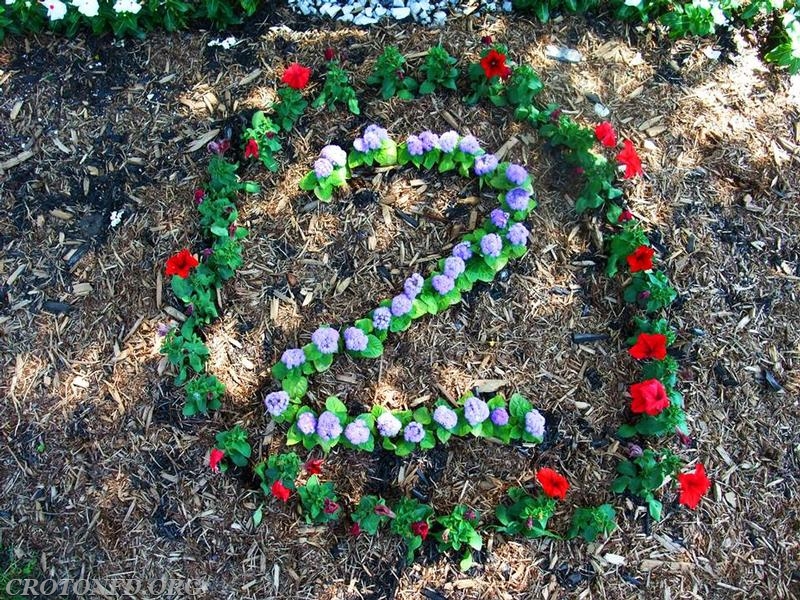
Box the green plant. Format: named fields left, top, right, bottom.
left=612, top=449, right=682, bottom=519
left=242, top=111, right=282, bottom=172
left=297, top=475, right=340, bottom=524
left=390, top=497, right=434, bottom=562
left=0, top=548, right=37, bottom=600
left=567, top=504, right=617, bottom=541
left=183, top=374, right=225, bottom=416
left=253, top=451, right=301, bottom=493
left=419, top=45, right=459, bottom=94
left=605, top=222, right=649, bottom=277
left=351, top=495, right=394, bottom=535
left=160, top=320, right=209, bottom=385
left=434, top=505, right=482, bottom=571
left=495, top=487, right=560, bottom=538
left=313, top=61, right=359, bottom=115
left=765, top=9, right=800, bottom=73
left=502, top=65, right=544, bottom=116
left=623, top=271, right=678, bottom=313
left=215, top=425, right=251, bottom=468
left=366, top=46, right=418, bottom=100
left=271, top=86, right=308, bottom=132
left=464, top=44, right=512, bottom=106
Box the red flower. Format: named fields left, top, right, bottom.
left=629, top=379, right=670, bottom=416
left=480, top=49, right=511, bottom=80
left=323, top=498, right=339, bottom=514
left=282, top=63, right=312, bottom=90
left=629, top=332, right=668, bottom=361
left=209, top=448, right=225, bottom=472
left=350, top=522, right=361, bottom=536
left=481, top=35, right=493, bottom=45
left=536, top=468, right=569, bottom=500
left=617, top=139, right=643, bottom=178
left=627, top=245, right=655, bottom=273
left=411, top=521, right=429, bottom=540
left=244, top=138, right=259, bottom=160
left=374, top=505, right=396, bottom=518
left=594, top=121, right=617, bottom=148
left=165, top=249, right=199, bottom=279
left=618, top=209, right=634, bottom=223
left=193, top=188, right=205, bottom=204
left=271, top=480, right=291, bottom=502
left=304, top=458, right=323, bottom=475
left=677, top=463, right=711, bottom=509
left=324, top=48, right=335, bottom=61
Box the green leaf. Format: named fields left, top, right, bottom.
left=272, top=360, right=289, bottom=381
left=252, top=505, right=263, bottom=527
left=326, top=396, right=348, bottom=415
left=360, top=335, right=383, bottom=359
left=282, top=374, right=308, bottom=399
left=299, top=171, right=318, bottom=191
left=171, top=276, right=193, bottom=301
left=314, top=352, right=334, bottom=372
left=647, top=496, right=663, bottom=521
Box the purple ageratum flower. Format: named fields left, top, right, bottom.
left=365, top=124, right=389, bottom=141
left=264, top=391, right=290, bottom=416
left=156, top=323, right=172, bottom=337
left=311, top=327, right=340, bottom=354
left=281, top=348, right=306, bottom=370
left=480, top=233, right=503, bottom=258
left=376, top=412, right=402, bottom=437
left=443, top=256, right=465, bottom=279
left=506, top=187, right=531, bottom=211
left=406, top=135, right=424, bottom=157
left=490, top=407, right=509, bottom=426
left=353, top=137, right=368, bottom=153
left=433, top=405, right=458, bottom=430
left=432, top=274, right=454, bottom=295
left=438, top=130, right=459, bottom=153
left=344, top=419, right=371, bottom=445
left=474, top=153, right=499, bottom=176
left=507, top=223, right=529, bottom=246
left=403, top=421, right=426, bottom=443
left=464, top=397, right=490, bottom=426
left=390, top=294, right=412, bottom=317
left=524, top=409, right=546, bottom=438
left=403, top=273, right=424, bottom=299
left=418, top=131, right=439, bottom=152
left=505, top=164, right=528, bottom=186
left=373, top=307, right=392, bottom=331
left=314, top=157, right=334, bottom=179
left=452, top=241, right=473, bottom=261
left=296, top=412, right=317, bottom=435
left=320, top=144, right=347, bottom=167
left=344, top=327, right=368, bottom=352
left=458, top=135, right=481, bottom=155
left=316, top=411, right=343, bottom=441
left=490, top=209, right=509, bottom=229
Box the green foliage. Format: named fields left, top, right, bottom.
left=253, top=451, right=301, bottom=493
left=215, top=425, right=251, bottom=467
left=271, top=86, right=308, bottom=132
left=183, top=374, right=225, bottom=416
left=495, top=487, right=559, bottom=538
left=464, top=44, right=510, bottom=106
left=606, top=222, right=650, bottom=277
left=297, top=475, right=340, bottom=524
left=366, top=46, right=418, bottom=100
left=0, top=547, right=37, bottom=600
left=351, top=495, right=394, bottom=535
left=765, top=9, right=800, bottom=73
left=611, top=449, right=682, bottom=520
left=348, top=137, right=397, bottom=169
left=618, top=401, right=688, bottom=438
left=513, top=0, right=600, bottom=21
left=242, top=111, right=282, bottom=172
left=434, top=505, right=482, bottom=571
left=623, top=271, right=678, bottom=313
left=313, top=61, right=360, bottom=115
left=419, top=45, right=459, bottom=94
left=390, top=497, right=434, bottom=562
left=160, top=319, right=208, bottom=385
left=567, top=504, right=617, bottom=541
left=298, top=162, right=349, bottom=202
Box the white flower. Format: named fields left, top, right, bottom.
left=109, top=210, right=124, bottom=228
left=113, top=0, right=141, bottom=14
left=42, top=0, right=67, bottom=20
left=72, top=0, right=98, bottom=17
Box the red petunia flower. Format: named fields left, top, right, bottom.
left=323, top=498, right=339, bottom=514
left=350, top=522, right=362, bottom=536
left=618, top=209, right=634, bottom=223
left=271, top=480, right=291, bottom=502
left=536, top=468, right=569, bottom=500
left=481, top=35, right=493, bottom=45
left=209, top=448, right=225, bottom=472
left=411, top=521, right=429, bottom=540
left=193, top=188, right=205, bottom=204
left=324, top=48, right=335, bottom=61
left=629, top=379, right=670, bottom=416
left=677, top=463, right=711, bottom=509
left=617, top=139, right=643, bottom=178
left=304, top=458, right=323, bottom=475
left=374, top=504, right=396, bottom=518
left=480, top=49, right=511, bottom=80
left=244, top=138, right=259, bottom=160
left=165, top=249, right=199, bottom=279
left=629, top=332, right=668, bottom=361
left=594, top=121, right=617, bottom=148
left=627, top=245, right=655, bottom=273
left=282, top=63, right=312, bottom=90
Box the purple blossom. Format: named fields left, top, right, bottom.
left=490, top=407, right=509, bottom=426
left=474, top=153, right=499, bottom=176
left=403, top=421, right=426, bottom=443
left=443, top=256, right=465, bottom=279
left=390, top=294, right=412, bottom=317
left=452, top=242, right=473, bottom=261
left=365, top=124, right=389, bottom=141
left=376, top=412, right=402, bottom=437
left=490, top=209, right=509, bottom=229
left=464, top=397, right=490, bottom=426
left=156, top=323, right=172, bottom=337
left=344, top=327, right=368, bottom=352
left=438, top=130, right=459, bottom=153
left=432, top=274, right=454, bottom=295
left=297, top=412, right=317, bottom=435
left=418, top=131, right=439, bottom=152
left=505, top=164, right=528, bottom=186
left=353, top=138, right=368, bottom=153
left=433, top=405, right=458, bottom=430
left=524, top=409, right=545, bottom=438
left=458, top=135, right=481, bottom=155
left=506, top=187, right=531, bottom=211
left=406, top=135, right=424, bottom=156
left=316, top=411, right=343, bottom=441
left=314, top=157, right=334, bottom=179
left=364, top=132, right=381, bottom=150
left=320, top=144, right=347, bottom=167
left=264, top=391, right=290, bottom=416
left=281, top=348, right=306, bottom=369
left=507, top=223, right=529, bottom=246
left=372, top=307, right=392, bottom=331
left=202, top=247, right=213, bottom=259
left=311, top=327, right=340, bottom=354
left=480, top=233, right=503, bottom=258
left=344, top=419, right=371, bottom=445
left=403, top=273, right=424, bottom=299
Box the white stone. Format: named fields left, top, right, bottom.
left=391, top=6, right=410, bottom=18
left=374, top=5, right=387, bottom=16
left=354, top=12, right=377, bottom=24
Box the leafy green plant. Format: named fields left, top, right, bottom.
left=351, top=495, right=394, bottom=535
left=765, top=9, right=800, bottom=73
left=253, top=451, right=301, bottom=493
left=390, top=497, right=434, bottom=562
left=242, top=111, right=282, bottom=172
left=271, top=86, right=308, bottom=132
left=623, top=271, right=678, bottom=313
left=464, top=44, right=512, bottom=106
left=366, top=46, right=418, bottom=100
left=605, top=222, right=649, bottom=277
left=313, top=61, right=359, bottom=115
left=434, top=505, right=483, bottom=571
left=612, top=449, right=682, bottom=519
left=298, top=155, right=349, bottom=202
left=495, top=487, right=559, bottom=538
left=160, top=319, right=209, bottom=385
left=419, top=45, right=459, bottom=94
left=215, top=425, right=251, bottom=468
left=373, top=406, right=436, bottom=457
left=183, top=374, right=225, bottom=416
left=567, top=504, right=617, bottom=541
left=502, top=65, right=544, bottom=116
left=297, top=475, right=340, bottom=524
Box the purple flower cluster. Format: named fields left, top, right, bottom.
left=506, top=188, right=531, bottom=211
left=524, top=409, right=545, bottom=438
left=433, top=405, right=458, bottom=430
left=490, top=407, right=509, bottom=426
left=464, top=397, right=490, bottom=426
left=344, top=327, right=368, bottom=352
left=490, top=209, right=509, bottom=229
left=452, top=241, right=473, bottom=261
left=406, top=135, right=424, bottom=156
left=354, top=124, right=389, bottom=153
left=438, top=130, right=459, bottom=153
left=458, top=135, right=481, bottom=155
left=344, top=419, right=371, bottom=445
left=281, top=348, right=306, bottom=369
left=320, top=144, right=347, bottom=167
left=474, top=153, right=499, bottom=177
left=312, top=327, right=339, bottom=354
left=419, top=131, right=439, bottom=152
left=372, top=307, right=392, bottom=331
left=264, top=391, right=290, bottom=416
left=317, top=411, right=343, bottom=441
left=297, top=412, right=317, bottom=435
left=403, top=421, right=425, bottom=443
left=432, top=274, right=454, bottom=295
left=507, top=223, right=529, bottom=246
left=376, top=412, right=402, bottom=437
left=480, top=233, right=503, bottom=258
left=314, top=157, right=333, bottom=179
left=505, top=164, right=528, bottom=186
left=443, top=256, right=465, bottom=279
left=403, top=273, right=424, bottom=299
left=391, top=294, right=412, bottom=317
